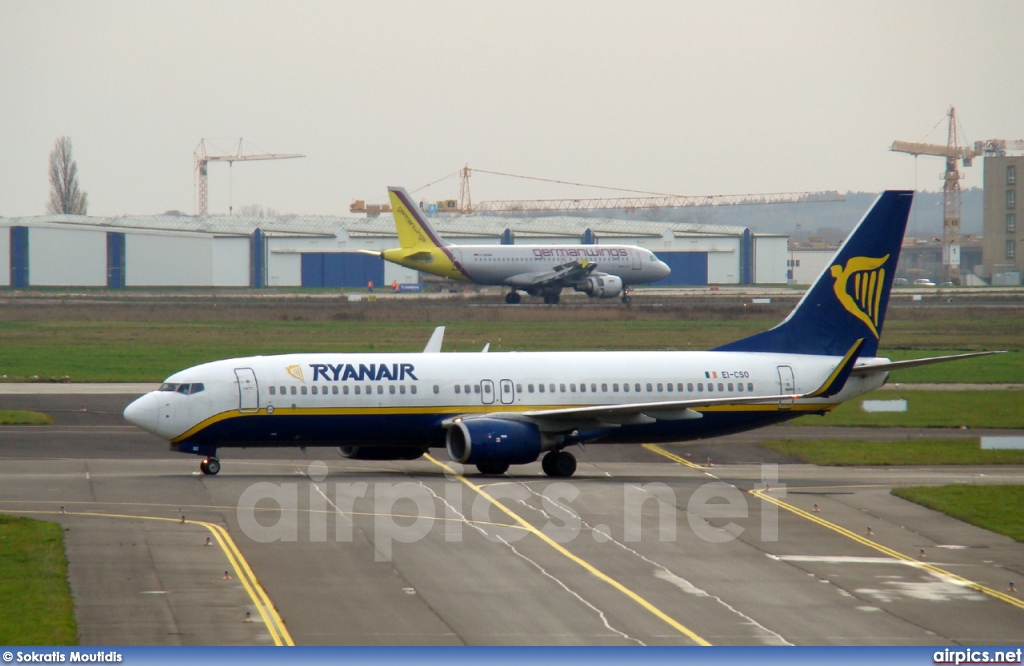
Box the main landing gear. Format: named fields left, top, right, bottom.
left=199, top=457, right=221, bottom=475
left=541, top=450, right=577, bottom=477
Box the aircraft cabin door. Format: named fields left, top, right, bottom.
left=499, top=379, right=515, bottom=404
left=235, top=368, right=259, bottom=412
left=777, top=365, right=795, bottom=410
left=632, top=249, right=642, bottom=271
left=480, top=379, right=495, bottom=405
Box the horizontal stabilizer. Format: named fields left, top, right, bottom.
left=852, top=350, right=1005, bottom=375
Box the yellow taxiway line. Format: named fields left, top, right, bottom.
left=424, top=454, right=712, bottom=646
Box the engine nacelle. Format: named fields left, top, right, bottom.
left=446, top=418, right=544, bottom=466
left=575, top=274, right=623, bottom=298
left=338, top=445, right=425, bottom=461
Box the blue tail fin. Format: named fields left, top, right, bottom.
left=715, top=190, right=913, bottom=357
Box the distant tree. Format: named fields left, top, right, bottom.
left=237, top=204, right=280, bottom=218
left=47, top=136, right=88, bottom=215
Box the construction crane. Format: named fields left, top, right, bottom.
left=350, top=165, right=844, bottom=215
left=975, top=139, right=1024, bottom=156
left=890, top=107, right=981, bottom=284
left=194, top=138, right=304, bottom=216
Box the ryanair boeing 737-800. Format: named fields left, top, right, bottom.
left=124, top=190, right=999, bottom=477
left=369, top=187, right=671, bottom=304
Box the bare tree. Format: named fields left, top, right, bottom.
left=47, top=136, right=88, bottom=215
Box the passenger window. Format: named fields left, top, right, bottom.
left=728, top=383, right=734, bottom=392
left=560, top=384, right=566, bottom=393
left=483, top=384, right=491, bottom=394
left=591, top=383, right=597, bottom=393
left=570, top=384, right=576, bottom=393
left=718, top=383, right=724, bottom=392
left=538, top=384, right=544, bottom=393
left=688, top=383, right=694, bottom=392
left=355, top=386, right=361, bottom=395
left=290, top=386, right=297, bottom=395
left=474, top=385, right=480, bottom=394
left=635, top=384, right=641, bottom=393
left=377, top=386, right=384, bottom=395
left=465, top=385, right=471, bottom=394
left=312, top=386, right=318, bottom=395
left=613, top=383, right=619, bottom=392
left=411, top=385, right=417, bottom=394
left=269, top=386, right=276, bottom=396
left=737, top=383, right=744, bottom=393
left=343, top=386, right=349, bottom=395
left=528, top=384, right=535, bottom=393
left=601, top=383, right=608, bottom=392
left=549, top=384, right=555, bottom=393
left=623, top=384, right=629, bottom=392
left=389, top=385, right=396, bottom=394
left=677, top=383, right=683, bottom=392
left=666, top=383, right=672, bottom=393
left=455, top=385, right=461, bottom=394
left=434, top=385, right=440, bottom=394
left=747, top=383, right=754, bottom=392
left=301, top=386, right=308, bottom=395
left=516, top=384, right=523, bottom=392
left=332, top=386, right=338, bottom=395
left=647, top=383, right=653, bottom=392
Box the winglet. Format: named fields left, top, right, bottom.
left=423, top=326, right=445, bottom=353
left=803, top=338, right=865, bottom=399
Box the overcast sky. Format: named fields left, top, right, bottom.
left=2, top=1, right=1022, bottom=217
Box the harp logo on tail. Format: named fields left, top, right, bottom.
left=830, top=254, right=889, bottom=338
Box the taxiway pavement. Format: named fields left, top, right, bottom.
left=1, top=391, right=1022, bottom=645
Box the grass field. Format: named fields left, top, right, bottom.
left=0, top=410, right=54, bottom=425
left=0, top=515, right=78, bottom=645
left=892, top=485, right=1024, bottom=543
left=0, top=299, right=1020, bottom=382
left=792, top=390, right=1024, bottom=428
left=760, top=439, right=1024, bottom=466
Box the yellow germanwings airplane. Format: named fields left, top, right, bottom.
left=124, top=190, right=1000, bottom=477
left=367, top=187, right=671, bottom=304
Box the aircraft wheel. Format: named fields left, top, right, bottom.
left=505, top=291, right=521, bottom=304
left=621, top=294, right=632, bottom=304
left=542, top=451, right=577, bottom=477
left=202, top=458, right=221, bottom=475
left=476, top=461, right=509, bottom=475
left=199, top=460, right=209, bottom=475
left=543, top=293, right=560, bottom=305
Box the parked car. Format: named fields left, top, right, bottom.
left=894, top=278, right=909, bottom=286
left=913, top=278, right=936, bottom=286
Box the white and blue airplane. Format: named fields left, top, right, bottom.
left=124, top=190, right=998, bottom=477
left=368, top=187, right=671, bottom=304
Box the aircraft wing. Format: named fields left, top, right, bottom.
left=504, top=259, right=599, bottom=288
left=449, top=340, right=864, bottom=432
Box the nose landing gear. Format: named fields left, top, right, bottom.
left=199, top=457, right=221, bottom=475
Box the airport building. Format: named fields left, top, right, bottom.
left=1, top=213, right=787, bottom=289
left=981, top=154, right=1023, bottom=284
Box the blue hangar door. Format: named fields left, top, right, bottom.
left=653, top=252, right=708, bottom=286
left=301, top=252, right=385, bottom=288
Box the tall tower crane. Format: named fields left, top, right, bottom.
left=194, top=138, right=304, bottom=216
left=350, top=165, right=844, bottom=215
left=891, top=107, right=981, bottom=284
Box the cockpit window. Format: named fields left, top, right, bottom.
left=164, top=382, right=204, bottom=395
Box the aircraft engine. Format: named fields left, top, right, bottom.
left=337, top=445, right=425, bottom=461
left=576, top=275, right=623, bottom=298
left=446, top=418, right=544, bottom=466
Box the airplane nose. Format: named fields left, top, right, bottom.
left=124, top=393, right=158, bottom=434
left=657, top=260, right=671, bottom=280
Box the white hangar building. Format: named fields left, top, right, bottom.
left=1, top=213, right=787, bottom=289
